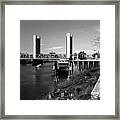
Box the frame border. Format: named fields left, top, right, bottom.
left=0, top=0, right=119, bottom=119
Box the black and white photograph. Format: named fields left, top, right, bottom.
left=20, top=20, right=100, bottom=100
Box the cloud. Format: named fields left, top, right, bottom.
left=48, top=46, right=64, bottom=50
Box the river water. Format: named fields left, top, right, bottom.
left=20, top=62, right=56, bottom=100
left=20, top=61, right=99, bottom=100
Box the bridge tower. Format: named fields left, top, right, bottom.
left=66, top=33, right=73, bottom=60
left=66, top=33, right=73, bottom=76
left=33, top=35, right=41, bottom=59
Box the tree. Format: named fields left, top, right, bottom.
left=91, top=36, right=100, bottom=52
left=78, top=51, right=87, bottom=60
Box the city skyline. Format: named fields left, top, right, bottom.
left=20, top=20, right=100, bottom=55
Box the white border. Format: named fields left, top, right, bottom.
left=5, top=5, right=115, bottom=115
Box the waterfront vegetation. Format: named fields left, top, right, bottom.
left=42, top=67, right=100, bottom=100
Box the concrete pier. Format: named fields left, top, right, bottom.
left=76, top=60, right=100, bottom=71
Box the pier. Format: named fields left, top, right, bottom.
left=20, top=57, right=100, bottom=73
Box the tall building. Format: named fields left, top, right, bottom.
left=66, top=33, right=73, bottom=59
left=33, top=35, right=41, bottom=59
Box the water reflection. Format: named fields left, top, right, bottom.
left=20, top=63, right=55, bottom=100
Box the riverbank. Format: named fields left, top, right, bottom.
left=42, top=67, right=100, bottom=100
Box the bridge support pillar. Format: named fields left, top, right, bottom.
left=87, top=61, right=89, bottom=69
left=82, top=61, right=84, bottom=69
left=93, top=61, right=94, bottom=68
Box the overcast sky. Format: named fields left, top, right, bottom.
left=20, top=20, right=100, bottom=55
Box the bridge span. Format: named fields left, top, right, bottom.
left=20, top=58, right=100, bottom=71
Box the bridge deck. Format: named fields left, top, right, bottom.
left=20, top=58, right=100, bottom=61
